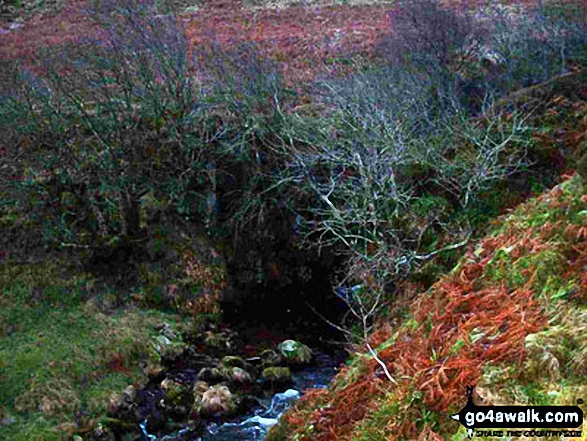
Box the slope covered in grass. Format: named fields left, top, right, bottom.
left=272, top=175, right=587, bottom=440
left=0, top=262, right=191, bottom=440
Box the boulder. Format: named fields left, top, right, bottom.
left=192, top=385, right=237, bottom=416
left=226, top=367, right=253, bottom=384
left=261, top=367, right=292, bottom=388
left=193, top=381, right=209, bottom=394
left=277, top=340, right=312, bottom=365
left=221, top=355, right=246, bottom=369
left=159, top=379, right=193, bottom=420
left=259, top=349, right=283, bottom=367
left=197, top=367, right=224, bottom=383
left=108, top=385, right=139, bottom=423
left=161, top=379, right=185, bottom=403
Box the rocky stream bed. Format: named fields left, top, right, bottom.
left=97, top=322, right=345, bottom=441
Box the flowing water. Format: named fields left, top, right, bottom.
left=199, top=363, right=337, bottom=440
left=139, top=357, right=339, bottom=441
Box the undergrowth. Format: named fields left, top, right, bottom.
left=1, top=0, right=587, bottom=439
left=0, top=261, right=191, bottom=440
left=276, top=175, right=587, bottom=440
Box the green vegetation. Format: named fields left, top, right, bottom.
left=1, top=0, right=587, bottom=439
left=0, top=261, right=191, bottom=439
left=278, top=175, right=587, bottom=440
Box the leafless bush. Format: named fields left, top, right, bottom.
left=377, top=0, right=486, bottom=71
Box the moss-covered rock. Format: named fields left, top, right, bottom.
left=107, top=385, right=139, bottom=424
left=277, top=340, right=312, bottom=365
left=226, top=367, right=253, bottom=384
left=159, top=379, right=194, bottom=420
left=259, top=349, right=283, bottom=368
left=197, top=367, right=224, bottom=383
left=152, top=325, right=188, bottom=363
left=261, top=367, right=292, bottom=386
left=221, top=355, right=246, bottom=369
left=0, top=260, right=189, bottom=440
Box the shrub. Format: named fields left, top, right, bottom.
left=278, top=0, right=587, bottom=305
left=1, top=2, right=205, bottom=254
left=480, top=4, right=587, bottom=94
left=375, top=1, right=587, bottom=113
left=284, top=65, right=530, bottom=281
left=275, top=0, right=587, bottom=324
left=378, top=0, right=484, bottom=72
left=0, top=0, right=293, bottom=278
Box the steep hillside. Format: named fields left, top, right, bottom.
left=271, top=174, right=587, bottom=440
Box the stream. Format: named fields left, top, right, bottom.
left=124, top=324, right=344, bottom=441
left=138, top=359, right=339, bottom=441
left=198, top=362, right=337, bottom=440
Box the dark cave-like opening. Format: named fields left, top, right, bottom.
left=221, top=249, right=349, bottom=350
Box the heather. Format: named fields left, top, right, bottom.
left=1, top=0, right=587, bottom=439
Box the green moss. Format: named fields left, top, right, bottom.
left=262, top=367, right=292, bottom=382
left=277, top=340, right=312, bottom=364
left=265, top=418, right=291, bottom=441
left=354, top=391, right=401, bottom=440
left=355, top=388, right=445, bottom=440
left=0, top=261, right=183, bottom=439
left=0, top=415, right=65, bottom=441
left=482, top=246, right=567, bottom=297
left=505, top=178, right=585, bottom=231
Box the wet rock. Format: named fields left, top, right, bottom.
left=277, top=340, right=312, bottom=365
left=264, top=389, right=300, bottom=417
left=259, top=349, right=283, bottom=368
left=161, top=379, right=191, bottom=403
left=192, top=385, right=237, bottom=417
left=197, top=367, right=224, bottom=383
left=223, top=366, right=253, bottom=384
left=221, top=355, right=246, bottom=369
left=109, top=385, right=139, bottom=423
left=159, top=379, right=193, bottom=421
left=193, top=380, right=209, bottom=394
left=261, top=367, right=293, bottom=389
left=204, top=415, right=278, bottom=439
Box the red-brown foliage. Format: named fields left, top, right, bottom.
left=282, top=178, right=587, bottom=439
left=0, top=0, right=392, bottom=85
